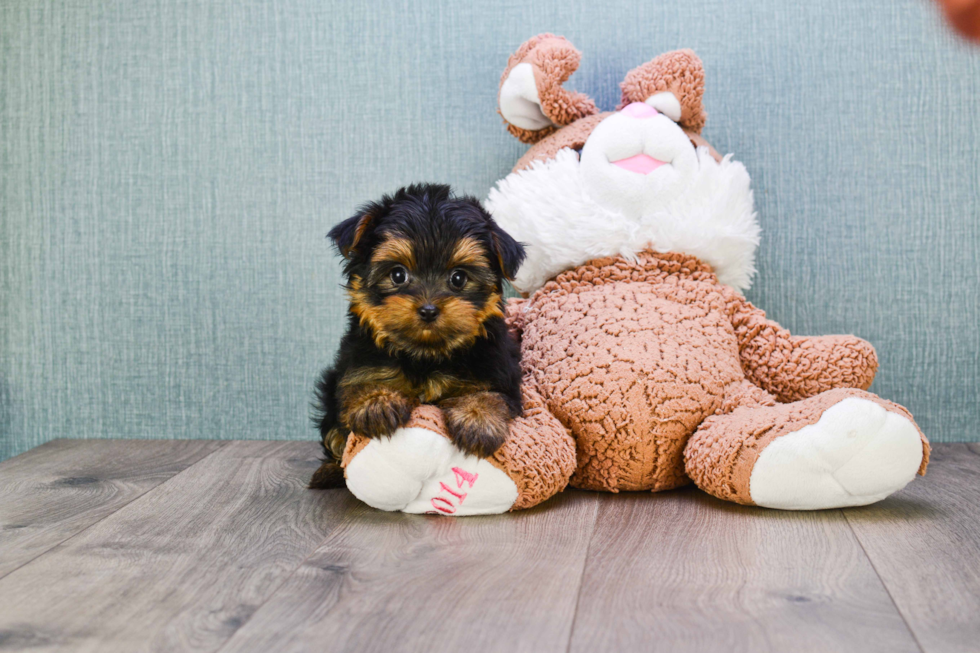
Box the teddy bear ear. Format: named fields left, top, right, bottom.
left=498, top=34, right=599, bottom=145
left=619, top=49, right=707, bottom=135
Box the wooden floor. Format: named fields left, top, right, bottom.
left=0, top=441, right=977, bottom=653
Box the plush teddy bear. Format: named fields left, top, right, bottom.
left=340, top=34, right=930, bottom=515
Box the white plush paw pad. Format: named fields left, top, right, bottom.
left=750, top=398, right=923, bottom=510
left=344, top=427, right=518, bottom=516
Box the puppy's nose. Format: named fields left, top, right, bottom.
left=417, top=304, right=439, bottom=322
left=621, top=102, right=659, bottom=119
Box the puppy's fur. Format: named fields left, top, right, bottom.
left=310, top=184, right=526, bottom=489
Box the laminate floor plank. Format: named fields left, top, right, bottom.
left=215, top=490, right=601, bottom=653
left=1, top=441, right=974, bottom=653
left=568, top=488, right=921, bottom=653
left=844, top=443, right=980, bottom=653
left=0, top=441, right=356, bottom=653
left=0, top=439, right=224, bottom=578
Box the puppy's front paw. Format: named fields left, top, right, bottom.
left=441, top=392, right=511, bottom=458
left=342, top=388, right=416, bottom=438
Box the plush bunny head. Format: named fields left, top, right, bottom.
left=486, top=34, right=761, bottom=294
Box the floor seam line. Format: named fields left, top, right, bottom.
left=565, top=492, right=602, bottom=653
left=0, top=441, right=231, bottom=583
left=843, top=508, right=927, bottom=653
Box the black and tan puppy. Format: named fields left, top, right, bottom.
left=309, top=184, right=526, bottom=489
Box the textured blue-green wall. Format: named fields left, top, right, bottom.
left=2, top=0, right=979, bottom=461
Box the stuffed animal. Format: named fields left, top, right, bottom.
left=340, top=34, right=930, bottom=515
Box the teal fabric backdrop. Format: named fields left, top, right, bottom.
left=2, top=0, right=979, bottom=461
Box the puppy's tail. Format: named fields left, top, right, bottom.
left=309, top=425, right=349, bottom=489
left=309, top=459, right=346, bottom=489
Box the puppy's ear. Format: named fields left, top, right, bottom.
left=488, top=222, right=526, bottom=282
left=328, top=207, right=376, bottom=258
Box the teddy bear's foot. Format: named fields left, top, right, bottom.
left=685, top=388, right=929, bottom=510
left=748, top=397, right=924, bottom=509
left=341, top=394, right=576, bottom=515
left=344, top=426, right=519, bottom=516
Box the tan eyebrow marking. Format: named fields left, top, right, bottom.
left=370, top=236, right=416, bottom=268
left=447, top=237, right=490, bottom=269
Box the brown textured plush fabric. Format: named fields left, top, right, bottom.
left=498, top=34, right=599, bottom=144
left=518, top=251, right=928, bottom=493
left=492, top=381, right=578, bottom=509
left=729, top=303, right=880, bottom=402
left=619, top=49, right=707, bottom=134
left=341, top=389, right=577, bottom=511
left=521, top=252, right=742, bottom=491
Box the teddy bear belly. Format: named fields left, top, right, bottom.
left=523, top=289, right=744, bottom=492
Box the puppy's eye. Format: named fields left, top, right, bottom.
left=389, top=266, right=409, bottom=286
left=449, top=269, right=468, bottom=290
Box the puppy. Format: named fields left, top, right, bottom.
left=309, top=183, right=526, bottom=489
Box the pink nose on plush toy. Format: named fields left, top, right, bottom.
left=621, top=102, right=659, bottom=119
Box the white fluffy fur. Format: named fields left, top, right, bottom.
left=486, top=147, right=760, bottom=294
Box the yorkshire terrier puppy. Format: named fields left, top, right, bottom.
left=309, top=183, right=526, bottom=489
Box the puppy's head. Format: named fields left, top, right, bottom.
left=329, top=183, right=525, bottom=359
